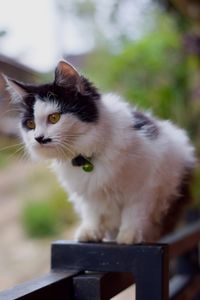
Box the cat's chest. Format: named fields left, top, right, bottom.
left=52, top=160, right=112, bottom=196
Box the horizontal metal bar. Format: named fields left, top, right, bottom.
left=51, top=241, right=168, bottom=273
left=170, top=274, right=191, bottom=298
left=160, top=221, right=200, bottom=258
left=73, top=272, right=134, bottom=300
left=0, top=271, right=79, bottom=300
left=169, top=274, right=200, bottom=300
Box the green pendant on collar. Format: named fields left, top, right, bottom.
left=72, top=155, right=94, bottom=172
left=82, top=161, right=94, bottom=172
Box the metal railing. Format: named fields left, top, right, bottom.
left=0, top=221, right=200, bottom=300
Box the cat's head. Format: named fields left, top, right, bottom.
left=5, top=60, right=101, bottom=160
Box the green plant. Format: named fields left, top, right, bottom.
left=22, top=188, right=77, bottom=238
left=86, top=16, right=188, bottom=124
left=22, top=201, right=58, bottom=237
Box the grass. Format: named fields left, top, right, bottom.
left=21, top=168, right=77, bottom=238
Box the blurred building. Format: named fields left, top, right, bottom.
left=0, top=54, right=40, bottom=136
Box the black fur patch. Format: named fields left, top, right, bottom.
left=20, top=95, right=36, bottom=130
left=19, top=76, right=100, bottom=124
left=72, top=155, right=88, bottom=167
left=160, top=166, right=194, bottom=237
left=133, top=111, right=159, bottom=139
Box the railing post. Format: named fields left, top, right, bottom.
left=73, top=273, right=101, bottom=300
left=73, top=272, right=134, bottom=300
left=51, top=241, right=169, bottom=300
left=134, top=246, right=169, bottom=300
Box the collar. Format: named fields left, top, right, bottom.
left=71, top=154, right=94, bottom=172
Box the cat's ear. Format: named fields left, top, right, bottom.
left=2, top=75, right=28, bottom=103
left=54, top=60, right=83, bottom=93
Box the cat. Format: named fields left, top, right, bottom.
left=5, top=60, right=196, bottom=244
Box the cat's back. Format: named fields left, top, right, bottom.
left=101, top=95, right=196, bottom=196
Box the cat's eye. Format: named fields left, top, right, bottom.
left=26, top=119, right=35, bottom=130
left=48, top=113, right=61, bottom=124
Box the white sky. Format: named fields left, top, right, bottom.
left=0, top=0, right=154, bottom=72
left=0, top=0, right=93, bottom=72
left=0, top=0, right=59, bottom=71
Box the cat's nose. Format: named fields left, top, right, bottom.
left=35, top=136, right=52, bottom=144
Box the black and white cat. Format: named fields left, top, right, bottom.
left=5, top=60, right=195, bottom=244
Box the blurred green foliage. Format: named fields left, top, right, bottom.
left=22, top=187, right=76, bottom=238
left=86, top=16, right=188, bottom=124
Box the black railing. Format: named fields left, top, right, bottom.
left=0, top=221, right=200, bottom=300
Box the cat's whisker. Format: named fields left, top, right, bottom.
left=57, top=139, right=74, bottom=146
left=19, top=149, right=30, bottom=163
left=7, top=145, right=25, bottom=161
left=58, top=139, right=75, bottom=150
left=0, top=142, right=24, bottom=152
left=52, top=138, right=71, bottom=155
left=59, top=144, right=75, bottom=158
left=15, top=150, right=28, bottom=164
left=55, top=133, right=85, bottom=139
left=1, top=107, right=22, bottom=114
left=57, top=141, right=76, bottom=158
left=55, top=145, right=67, bottom=160
left=0, top=108, right=22, bottom=118
left=55, top=142, right=74, bottom=160
left=9, top=149, right=30, bottom=169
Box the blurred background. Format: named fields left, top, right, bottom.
left=0, top=0, right=200, bottom=295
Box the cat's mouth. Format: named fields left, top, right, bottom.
left=32, top=140, right=74, bottom=160
left=34, top=142, right=54, bottom=151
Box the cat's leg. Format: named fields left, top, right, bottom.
left=76, top=224, right=104, bottom=242
left=117, top=199, right=160, bottom=244
left=75, top=202, right=106, bottom=242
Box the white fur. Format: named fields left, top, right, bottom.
left=21, top=94, right=195, bottom=244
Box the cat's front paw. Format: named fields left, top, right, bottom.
left=75, top=225, right=103, bottom=243
left=117, top=229, right=144, bottom=244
